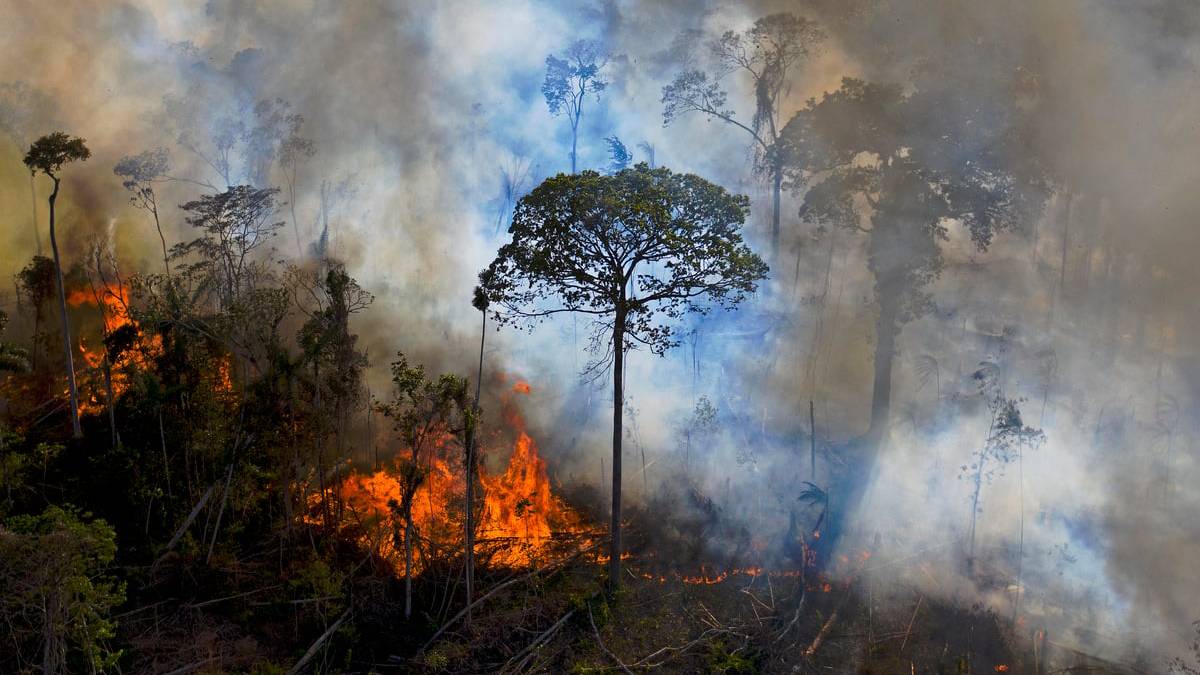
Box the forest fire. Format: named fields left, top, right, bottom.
left=65, top=284, right=161, bottom=415
left=328, top=381, right=584, bottom=574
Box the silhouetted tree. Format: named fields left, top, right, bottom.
left=662, top=13, right=825, bottom=257
left=962, top=364, right=1043, bottom=576
left=292, top=262, right=372, bottom=529
left=24, top=132, right=91, bottom=438
left=464, top=286, right=489, bottom=625
left=174, top=185, right=285, bottom=310
left=479, top=164, right=767, bottom=589
left=17, top=256, right=55, bottom=372
left=604, top=136, right=631, bottom=174
left=114, top=148, right=172, bottom=274
left=543, top=39, right=608, bottom=174
left=780, top=78, right=1044, bottom=449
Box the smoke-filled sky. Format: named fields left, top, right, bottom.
left=2, top=0, right=1199, bottom=664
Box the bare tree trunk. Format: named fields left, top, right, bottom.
left=571, top=110, right=580, bottom=174
left=159, top=409, right=172, bottom=498
left=30, top=173, right=42, bottom=255
left=809, top=400, right=817, bottom=481
left=104, top=355, right=117, bottom=449
left=405, top=516, right=414, bottom=619
left=771, top=164, right=782, bottom=260
left=1058, top=193, right=1073, bottom=302
left=867, top=301, right=898, bottom=447
left=288, top=163, right=303, bottom=257
left=47, top=178, right=81, bottom=438
left=464, top=309, right=486, bottom=626
left=609, top=306, right=626, bottom=590
left=152, top=201, right=170, bottom=276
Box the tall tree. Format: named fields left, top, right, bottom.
left=464, top=286, right=489, bottom=626
left=780, top=78, right=1044, bottom=449
left=24, top=132, right=91, bottom=438
left=479, top=164, right=768, bottom=589
left=662, top=13, right=825, bottom=258
left=543, top=39, right=608, bottom=174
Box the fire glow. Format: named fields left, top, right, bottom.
left=66, top=283, right=162, bottom=415
left=329, top=381, right=585, bottom=573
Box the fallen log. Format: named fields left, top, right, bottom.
left=287, top=608, right=351, bottom=675
left=803, top=610, right=838, bottom=658
left=415, top=540, right=599, bottom=657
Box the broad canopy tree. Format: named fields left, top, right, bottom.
left=479, top=163, right=768, bottom=588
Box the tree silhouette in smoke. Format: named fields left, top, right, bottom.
left=543, top=39, right=608, bottom=174
left=662, top=13, right=825, bottom=258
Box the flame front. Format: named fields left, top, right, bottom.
left=326, top=381, right=583, bottom=575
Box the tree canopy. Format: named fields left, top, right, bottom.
left=23, top=131, right=90, bottom=178
left=479, top=163, right=768, bottom=357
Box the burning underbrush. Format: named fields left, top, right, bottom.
left=65, top=283, right=164, bottom=416
left=312, top=381, right=593, bottom=576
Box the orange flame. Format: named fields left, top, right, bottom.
left=66, top=284, right=162, bottom=415
left=323, top=380, right=583, bottom=574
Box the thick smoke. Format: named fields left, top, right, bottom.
left=0, top=0, right=1197, bottom=662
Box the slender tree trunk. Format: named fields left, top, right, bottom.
left=1013, top=442, right=1025, bottom=623
left=1058, top=193, right=1073, bottom=301
left=609, top=305, right=626, bottom=590
left=48, top=178, right=82, bottom=438
left=771, top=164, right=783, bottom=260
left=405, top=516, right=414, bottom=619
left=30, top=173, right=42, bottom=256
left=104, top=355, right=116, bottom=449
left=159, top=409, right=172, bottom=498
left=152, top=202, right=170, bottom=276
left=464, top=310, right=486, bottom=626
left=967, top=454, right=986, bottom=570
left=570, top=121, right=579, bottom=174
left=809, top=400, right=817, bottom=480
left=866, top=301, right=898, bottom=447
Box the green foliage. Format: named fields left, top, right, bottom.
left=0, top=506, right=125, bottom=674
left=479, top=164, right=768, bottom=357
left=23, top=131, right=90, bottom=177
